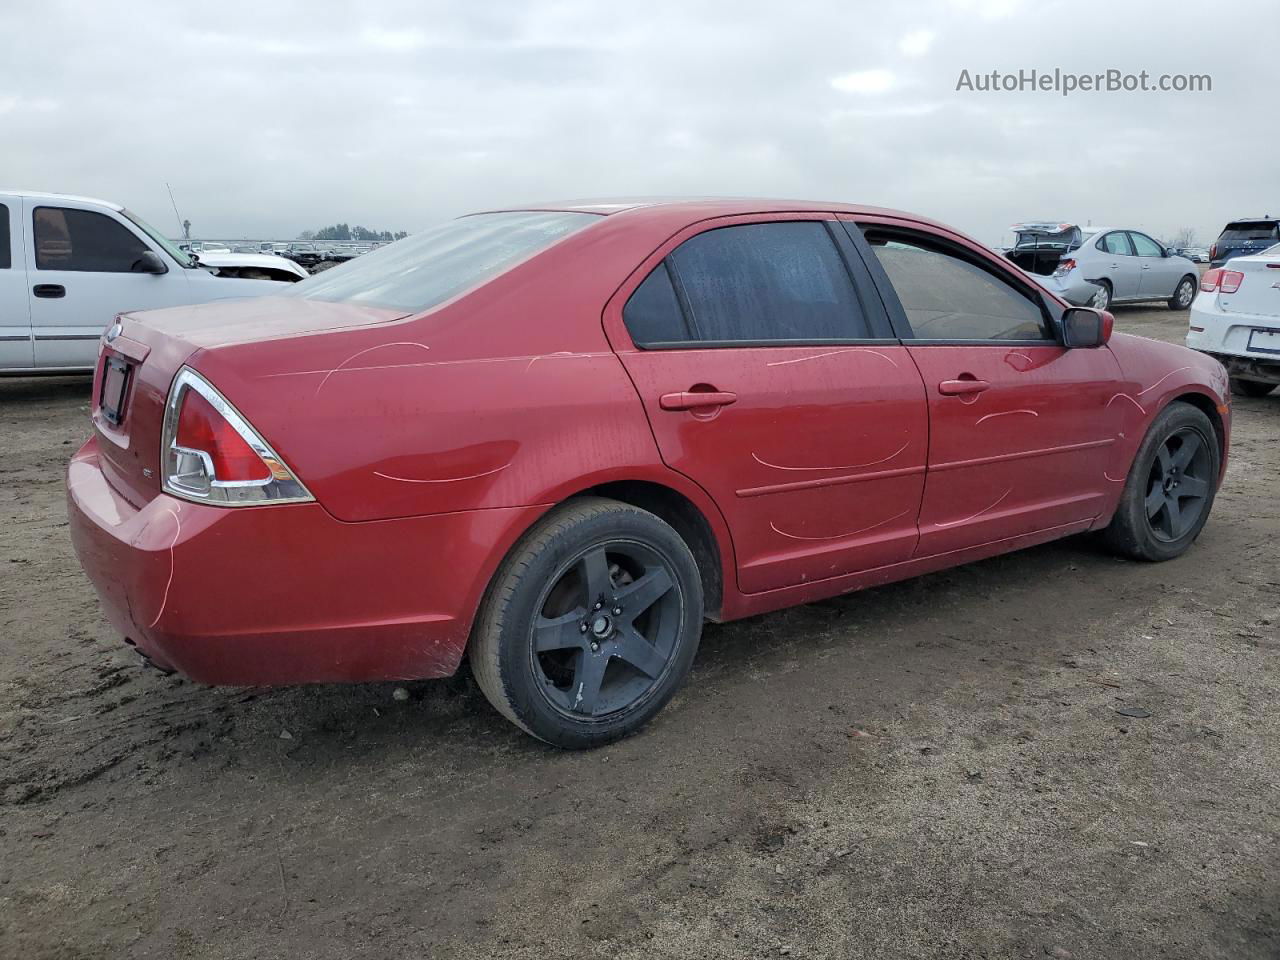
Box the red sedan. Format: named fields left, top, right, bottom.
left=67, top=199, right=1230, bottom=748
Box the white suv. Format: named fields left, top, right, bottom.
left=0, top=191, right=299, bottom=375
left=1186, top=243, right=1280, bottom=397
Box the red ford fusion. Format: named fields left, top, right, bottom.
left=67, top=198, right=1231, bottom=748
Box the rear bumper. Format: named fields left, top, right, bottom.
left=66, top=435, right=543, bottom=685
left=1186, top=295, right=1280, bottom=379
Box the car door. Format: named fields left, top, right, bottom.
left=0, top=197, right=33, bottom=369
left=1095, top=230, right=1141, bottom=300
left=1129, top=231, right=1178, bottom=298
left=24, top=198, right=192, bottom=368
left=850, top=217, right=1125, bottom=558
left=603, top=215, right=929, bottom=595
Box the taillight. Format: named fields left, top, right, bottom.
left=1201, top=269, right=1220, bottom=292
left=1209, top=243, right=1218, bottom=260
left=1054, top=258, right=1076, bottom=277
left=1219, top=270, right=1245, bottom=294
left=161, top=368, right=312, bottom=506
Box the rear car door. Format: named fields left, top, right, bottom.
left=1096, top=231, right=1140, bottom=300
left=24, top=199, right=191, bottom=368
left=851, top=217, right=1125, bottom=557
left=0, top=198, right=34, bottom=369
left=603, top=215, right=929, bottom=595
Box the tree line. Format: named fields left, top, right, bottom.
left=298, top=224, right=409, bottom=242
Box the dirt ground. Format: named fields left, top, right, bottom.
left=1, top=306, right=1276, bottom=960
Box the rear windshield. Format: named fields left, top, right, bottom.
left=287, top=211, right=598, bottom=312
left=1218, top=221, right=1279, bottom=244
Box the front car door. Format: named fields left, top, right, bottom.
left=1095, top=230, right=1141, bottom=300
left=23, top=198, right=191, bottom=369
left=1129, top=231, right=1179, bottom=299
left=849, top=217, right=1125, bottom=557
left=0, top=197, right=33, bottom=370
left=603, top=214, right=930, bottom=595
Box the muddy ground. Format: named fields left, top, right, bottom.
left=1, top=306, right=1277, bottom=959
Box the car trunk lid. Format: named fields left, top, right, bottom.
left=1216, top=254, right=1280, bottom=320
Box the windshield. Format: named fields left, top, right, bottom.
left=122, top=208, right=196, bottom=267
left=287, top=210, right=599, bottom=312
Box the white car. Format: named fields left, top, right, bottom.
left=1186, top=242, right=1280, bottom=397
left=0, top=191, right=300, bottom=375
left=194, top=251, right=309, bottom=282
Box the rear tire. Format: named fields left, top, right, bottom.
left=1101, top=402, right=1220, bottom=561
left=1230, top=378, right=1276, bottom=398
left=1090, top=280, right=1112, bottom=311
left=1168, top=275, right=1197, bottom=310
left=470, top=497, right=703, bottom=749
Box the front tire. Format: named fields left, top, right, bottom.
left=470, top=497, right=704, bottom=749
left=1168, top=275, right=1197, bottom=310
left=1101, top=402, right=1220, bottom=561
left=1230, top=377, right=1276, bottom=398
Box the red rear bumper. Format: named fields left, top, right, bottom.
left=66, top=435, right=542, bottom=685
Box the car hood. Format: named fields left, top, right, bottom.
left=196, top=251, right=310, bottom=279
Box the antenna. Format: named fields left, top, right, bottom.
left=166, top=182, right=187, bottom=238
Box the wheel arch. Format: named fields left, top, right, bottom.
left=1167, top=389, right=1226, bottom=470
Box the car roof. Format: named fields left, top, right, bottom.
left=482, top=196, right=949, bottom=225
left=0, top=189, right=123, bottom=210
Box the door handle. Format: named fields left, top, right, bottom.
left=32, top=284, right=66, bottom=299
left=659, top=390, right=738, bottom=411
left=938, top=378, right=990, bottom=396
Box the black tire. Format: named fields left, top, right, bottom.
left=1230, top=377, right=1276, bottom=398
left=1168, top=275, right=1197, bottom=310
left=1090, top=280, right=1112, bottom=311
left=470, top=497, right=703, bottom=749
left=1101, top=401, right=1220, bottom=561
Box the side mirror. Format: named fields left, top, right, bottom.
left=1165, top=247, right=1178, bottom=257
left=132, top=250, right=168, bottom=275
left=1062, top=306, right=1113, bottom=348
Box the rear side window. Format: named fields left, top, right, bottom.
left=0, top=203, right=9, bottom=269
left=1098, top=232, right=1132, bottom=256
left=866, top=235, right=1051, bottom=342
left=34, top=206, right=151, bottom=272
left=288, top=210, right=597, bottom=312
left=624, top=221, right=871, bottom=346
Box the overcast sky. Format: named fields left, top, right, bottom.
left=2, top=0, right=1274, bottom=246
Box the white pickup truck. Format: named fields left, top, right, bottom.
left=0, top=191, right=303, bottom=374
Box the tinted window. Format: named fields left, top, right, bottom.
left=0, top=203, right=9, bottom=269
left=288, top=211, right=597, bottom=312
left=1098, top=232, right=1131, bottom=256
left=1218, top=221, right=1279, bottom=245
left=662, top=221, right=868, bottom=342
left=34, top=206, right=152, bottom=272
left=866, top=235, right=1050, bottom=341
left=622, top=262, right=690, bottom=345
left=1129, top=232, right=1163, bottom=257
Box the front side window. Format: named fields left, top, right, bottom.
left=1129, top=232, right=1164, bottom=258
left=623, top=221, right=870, bottom=347
left=288, top=211, right=598, bottom=313
left=865, top=233, right=1051, bottom=342
left=0, top=203, right=10, bottom=269
left=34, top=207, right=153, bottom=272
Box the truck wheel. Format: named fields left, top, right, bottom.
left=1168, top=275, right=1197, bottom=310
left=470, top=497, right=703, bottom=749
left=1101, top=402, right=1220, bottom=562
left=1230, top=378, right=1275, bottom=398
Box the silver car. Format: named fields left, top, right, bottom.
left=1005, top=222, right=1200, bottom=311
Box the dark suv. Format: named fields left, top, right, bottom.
left=1210, top=218, right=1279, bottom=267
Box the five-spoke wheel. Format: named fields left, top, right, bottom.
left=470, top=498, right=703, bottom=748
left=1143, top=427, right=1212, bottom=541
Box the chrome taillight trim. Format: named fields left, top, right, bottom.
left=160, top=367, right=314, bottom=507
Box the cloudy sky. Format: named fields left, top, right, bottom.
left=2, top=0, right=1274, bottom=246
